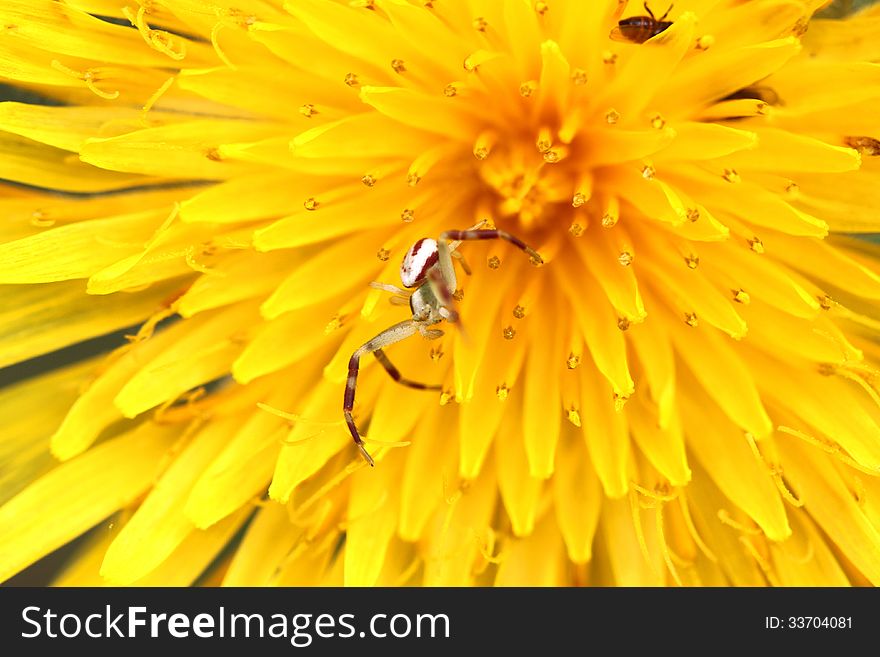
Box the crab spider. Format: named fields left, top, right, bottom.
left=344, top=227, right=543, bottom=466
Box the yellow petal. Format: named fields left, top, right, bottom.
left=423, top=464, right=498, bottom=586
left=80, top=120, right=280, bottom=179
left=548, top=0, right=620, bottom=81
left=361, top=333, right=443, bottom=446
left=134, top=508, right=251, bottom=586
left=0, top=185, right=200, bottom=243
left=675, top=168, right=829, bottom=237
left=684, top=466, right=766, bottom=585
left=495, top=390, right=543, bottom=536
left=260, top=232, right=387, bottom=316
left=453, top=262, right=517, bottom=402
left=0, top=422, right=177, bottom=583
left=605, top=166, right=686, bottom=226
left=599, top=11, right=696, bottom=118
left=223, top=135, right=387, bottom=176
left=656, top=123, right=757, bottom=161
left=535, top=40, right=571, bottom=121
left=553, top=426, right=602, bottom=563
left=671, top=318, right=774, bottom=438
left=522, top=294, right=563, bottom=478
left=292, top=112, right=435, bottom=160
left=185, top=387, right=293, bottom=529
left=771, top=61, right=880, bottom=114
left=283, top=0, right=425, bottom=76
left=0, top=358, right=97, bottom=505
left=113, top=303, right=255, bottom=417
left=344, top=450, right=402, bottom=586
left=250, top=18, right=383, bottom=84
left=629, top=395, right=692, bottom=487
left=557, top=260, right=634, bottom=396
left=502, top=0, right=542, bottom=78
left=0, top=102, right=147, bottom=151
left=221, top=502, right=300, bottom=586
left=743, top=301, right=857, bottom=364
left=253, top=182, right=419, bottom=250
left=657, top=38, right=802, bottom=114
left=177, top=65, right=353, bottom=122
left=697, top=240, right=820, bottom=319
left=773, top=236, right=880, bottom=301
left=275, top=540, right=340, bottom=587
left=100, top=415, right=243, bottom=584
left=778, top=438, right=880, bottom=584
left=360, top=86, right=478, bottom=137
left=697, top=0, right=804, bottom=48
left=268, top=378, right=361, bottom=503
left=579, top=363, right=631, bottom=499
left=0, top=209, right=161, bottom=283
left=753, top=352, right=880, bottom=471
left=0, top=0, right=201, bottom=67
left=458, top=306, right=526, bottom=478
left=770, top=511, right=849, bottom=586
left=723, top=128, right=861, bottom=173
left=587, top=126, right=677, bottom=170
left=0, top=131, right=155, bottom=192
left=601, top=496, right=665, bottom=586
left=629, top=309, right=677, bottom=428
left=52, top=511, right=124, bottom=586
left=681, top=388, right=790, bottom=541
left=179, top=171, right=331, bottom=225
left=232, top=299, right=341, bottom=384
left=399, top=404, right=456, bottom=541
left=177, top=251, right=291, bottom=319
left=49, top=324, right=187, bottom=459
left=639, top=235, right=748, bottom=339
left=495, top=513, right=566, bottom=586
left=86, top=249, right=193, bottom=296
left=0, top=279, right=175, bottom=368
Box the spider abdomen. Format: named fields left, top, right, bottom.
left=400, top=238, right=439, bottom=288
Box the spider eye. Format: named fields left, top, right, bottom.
left=400, top=238, right=439, bottom=288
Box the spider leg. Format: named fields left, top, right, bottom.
left=370, top=281, right=410, bottom=296
left=451, top=250, right=472, bottom=276
left=427, top=265, right=459, bottom=323
left=345, top=320, right=425, bottom=466
left=447, top=219, right=490, bottom=255
left=438, top=228, right=544, bottom=265
left=373, top=349, right=442, bottom=392
left=659, top=4, right=672, bottom=21
left=644, top=1, right=655, bottom=20
left=370, top=281, right=411, bottom=306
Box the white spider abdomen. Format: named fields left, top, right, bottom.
left=400, top=238, right=439, bottom=288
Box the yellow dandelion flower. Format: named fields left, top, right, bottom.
left=1, top=0, right=880, bottom=587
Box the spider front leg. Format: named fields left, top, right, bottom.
left=438, top=228, right=544, bottom=270
left=446, top=219, right=489, bottom=276
left=369, top=281, right=411, bottom=306
left=450, top=250, right=472, bottom=276
left=345, top=319, right=439, bottom=466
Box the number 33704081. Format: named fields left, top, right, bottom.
left=765, top=617, right=852, bottom=629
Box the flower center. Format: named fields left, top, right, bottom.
left=476, top=137, right=573, bottom=231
